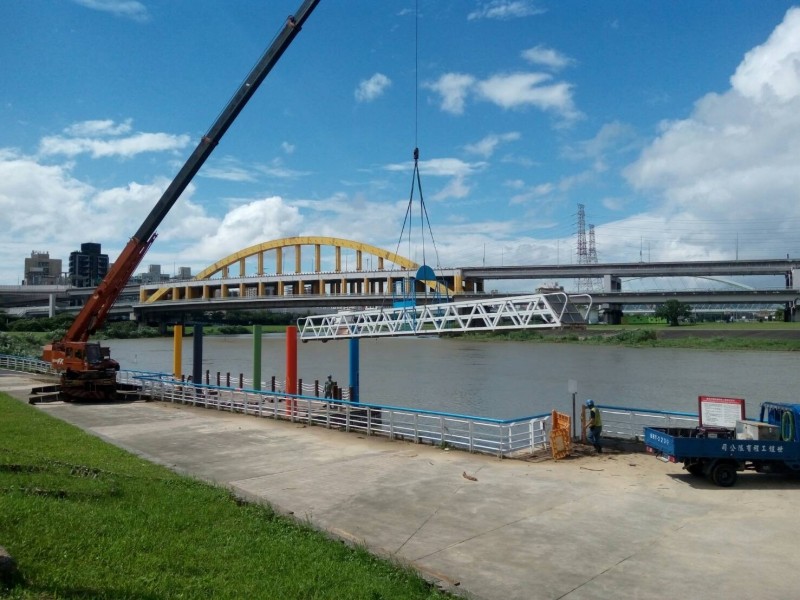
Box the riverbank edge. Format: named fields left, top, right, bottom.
left=4, top=323, right=800, bottom=359
left=461, top=324, right=800, bottom=350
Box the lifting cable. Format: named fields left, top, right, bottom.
left=388, top=0, right=445, bottom=306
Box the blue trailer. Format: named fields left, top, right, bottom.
left=644, top=402, right=800, bottom=487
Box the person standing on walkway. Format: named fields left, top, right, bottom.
left=323, top=375, right=334, bottom=399
left=584, top=399, right=603, bottom=453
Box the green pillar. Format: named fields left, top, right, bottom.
left=252, top=324, right=262, bottom=390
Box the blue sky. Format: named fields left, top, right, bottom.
left=2, top=1, right=800, bottom=287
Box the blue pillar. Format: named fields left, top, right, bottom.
left=252, top=324, right=262, bottom=391
left=192, top=323, right=203, bottom=384
left=349, top=337, right=360, bottom=403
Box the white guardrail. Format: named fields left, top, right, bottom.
left=599, top=405, right=699, bottom=440
left=128, top=373, right=552, bottom=458
left=0, top=354, right=54, bottom=375
left=1, top=353, right=701, bottom=457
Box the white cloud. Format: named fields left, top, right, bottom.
left=385, top=157, right=485, bottom=178
left=201, top=165, right=258, bottom=183
left=521, top=45, right=575, bottom=71
left=64, top=119, right=133, bottom=137
left=39, top=123, right=190, bottom=159
left=255, top=158, right=311, bottom=179
left=281, top=141, right=295, bottom=154
left=476, top=72, right=580, bottom=120
left=427, top=71, right=581, bottom=122
left=423, top=157, right=486, bottom=178
left=601, top=196, right=627, bottom=212
left=614, top=8, right=800, bottom=261
left=355, top=73, right=392, bottom=102
left=730, top=8, right=800, bottom=102
left=464, top=132, right=521, bottom=158
left=425, top=73, right=475, bottom=115
left=562, top=121, right=638, bottom=171
left=182, top=197, right=304, bottom=263
left=467, top=1, right=545, bottom=21
left=433, top=175, right=471, bottom=201
left=383, top=156, right=485, bottom=204
left=71, top=0, right=149, bottom=22
left=0, top=152, right=177, bottom=282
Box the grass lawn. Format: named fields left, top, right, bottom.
left=0, top=393, right=449, bottom=599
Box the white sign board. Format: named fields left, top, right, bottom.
left=698, top=395, right=745, bottom=428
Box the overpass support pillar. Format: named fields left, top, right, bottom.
left=463, top=278, right=483, bottom=293
left=782, top=269, right=800, bottom=322
left=784, top=302, right=797, bottom=323
left=602, top=275, right=623, bottom=325
left=789, top=269, right=800, bottom=290
left=48, top=293, right=56, bottom=318
left=453, top=272, right=463, bottom=296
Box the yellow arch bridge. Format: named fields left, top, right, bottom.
left=141, top=236, right=467, bottom=305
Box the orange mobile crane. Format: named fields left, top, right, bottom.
left=38, top=0, right=320, bottom=401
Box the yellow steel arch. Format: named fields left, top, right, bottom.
left=196, top=236, right=418, bottom=279
left=144, top=236, right=424, bottom=303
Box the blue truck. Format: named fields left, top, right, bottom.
left=644, top=402, right=800, bottom=487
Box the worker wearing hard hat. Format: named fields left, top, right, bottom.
left=584, top=399, right=603, bottom=453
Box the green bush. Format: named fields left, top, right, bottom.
left=0, top=333, right=43, bottom=358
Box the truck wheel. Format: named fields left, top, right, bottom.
left=711, top=462, right=738, bottom=487
left=685, top=462, right=704, bottom=477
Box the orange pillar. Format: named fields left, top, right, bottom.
left=286, top=325, right=298, bottom=416
left=173, top=324, right=183, bottom=379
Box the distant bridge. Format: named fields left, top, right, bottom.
left=4, top=237, right=800, bottom=321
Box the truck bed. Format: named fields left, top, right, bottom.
left=644, top=426, right=800, bottom=464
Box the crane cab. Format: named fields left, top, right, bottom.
left=42, top=341, right=119, bottom=375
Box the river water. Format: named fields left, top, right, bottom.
left=105, top=335, right=800, bottom=420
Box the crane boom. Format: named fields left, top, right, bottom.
left=42, top=0, right=320, bottom=400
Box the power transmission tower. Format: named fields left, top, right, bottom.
left=588, top=224, right=597, bottom=264
left=588, top=224, right=602, bottom=292
left=576, top=204, right=592, bottom=292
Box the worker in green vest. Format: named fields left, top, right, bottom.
left=584, top=399, right=603, bottom=453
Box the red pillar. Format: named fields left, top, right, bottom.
left=286, top=325, right=298, bottom=415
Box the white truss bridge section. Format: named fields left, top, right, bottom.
left=298, top=292, right=592, bottom=341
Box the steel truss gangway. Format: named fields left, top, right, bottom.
left=298, top=291, right=592, bottom=341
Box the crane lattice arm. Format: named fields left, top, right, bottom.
left=62, top=0, right=320, bottom=343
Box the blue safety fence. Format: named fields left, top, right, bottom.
left=130, top=372, right=552, bottom=458
left=2, top=353, right=702, bottom=457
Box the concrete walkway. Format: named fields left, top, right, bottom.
left=3, top=371, right=800, bottom=600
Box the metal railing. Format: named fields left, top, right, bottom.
left=0, top=354, right=54, bottom=375
left=2, top=353, right=702, bottom=457
left=598, top=404, right=699, bottom=440
left=132, top=373, right=551, bottom=458
left=188, top=373, right=352, bottom=401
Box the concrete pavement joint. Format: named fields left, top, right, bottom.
left=555, top=551, right=639, bottom=600
left=412, top=488, right=596, bottom=563
left=394, top=480, right=467, bottom=555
